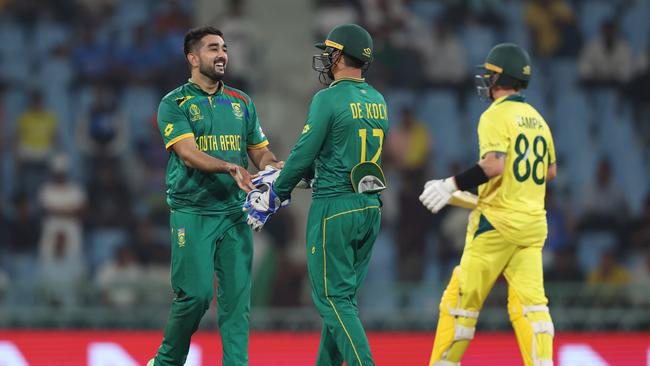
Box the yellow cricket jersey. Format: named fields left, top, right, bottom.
left=475, top=94, right=556, bottom=246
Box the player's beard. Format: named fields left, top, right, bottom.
left=199, top=58, right=226, bottom=83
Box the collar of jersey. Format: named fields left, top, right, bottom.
left=187, top=78, right=224, bottom=95
left=329, top=77, right=365, bottom=87
left=493, top=94, right=526, bottom=105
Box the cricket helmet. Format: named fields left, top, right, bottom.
left=475, top=43, right=532, bottom=100
left=313, top=24, right=373, bottom=84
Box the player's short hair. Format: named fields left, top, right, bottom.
left=184, top=26, right=224, bottom=56
left=342, top=54, right=365, bottom=69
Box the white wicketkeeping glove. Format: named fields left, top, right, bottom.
left=242, top=183, right=290, bottom=232
left=419, top=178, right=458, bottom=214
left=252, top=165, right=281, bottom=188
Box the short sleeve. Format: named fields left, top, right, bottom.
left=157, top=98, right=194, bottom=150
left=478, top=113, right=509, bottom=158
left=547, top=130, right=557, bottom=165
left=246, top=99, right=269, bottom=150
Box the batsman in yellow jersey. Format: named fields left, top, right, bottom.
left=419, top=43, right=557, bottom=366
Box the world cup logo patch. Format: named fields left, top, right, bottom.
left=189, top=104, right=203, bottom=122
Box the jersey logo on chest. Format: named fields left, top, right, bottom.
left=231, top=102, right=244, bottom=120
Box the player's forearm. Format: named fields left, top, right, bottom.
left=273, top=152, right=314, bottom=200
left=249, top=148, right=280, bottom=170
left=172, top=137, right=235, bottom=173
left=181, top=150, right=233, bottom=173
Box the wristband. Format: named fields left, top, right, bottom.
left=454, top=164, right=489, bottom=191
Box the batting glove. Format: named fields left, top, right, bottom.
left=419, top=178, right=458, bottom=214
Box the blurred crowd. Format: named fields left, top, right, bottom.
left=0, top=0, right=649, bottom=321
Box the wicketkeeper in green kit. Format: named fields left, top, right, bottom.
left=244, top=24, right=389, bottom=366
left=148, top=26, right=282, bottom=366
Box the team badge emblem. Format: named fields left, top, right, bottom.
left=231, top=102, right=244, bottom=119
left=177, top=228, right=186, bottom=247
left=189, top=104, right=203, bottom=122
left=363, top=48, right=372, bottom=58
left=522, top=65, right=531, bottom=75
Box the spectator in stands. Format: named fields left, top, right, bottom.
left=525, top=0, right=577, bottom=58
left=624, top=41, right=650, bottom=141
left=263, top=209, right=304, bottom=307
left=588, top=251, right=631, bottom=285
left=545, top=246, right=584, bottom=282
left=75, top=81, right=129, bottom=168
left=136, top=125, right=169, bottom=225
left=96, top=245, right=144, bottom=309
left=86, top=159, right=133, bottom=231
left=629, top=246, right=650, bottom=306
left=219, top=0, right=254, bottom=91
left=130, top=220, right=171, bottom=305
left=587, top=250, right=630, bottom=305
left=443, top=0, right=504, bottom=29
left=360, top=0, right=389, bottom=33
left=39, top=231, right=85, bottom=307
left=6, top=193, right=41, bottom=279
left=578, top=19, right=634, bottom=87
left=0, top=197, right=6, bottom=251
left=544, top=187, right=573, bottom=265
left=0, top=263, right=7, bottom=302
left=37, top=154, right=86, bottom=267
left=385, top=108, right=432, bottom=282
left=0, top=83, right=5, bottom=191
left=76, top=0, right=115, bottom=19
left=420, top=20, right=467, bottom=89
left=153, top=0, right=190, bottom=89
left=628, top=196, right=650, bottom=253
left=116, top=24, right=163, bottom=83
left=15, top=90, right=60, bottom=198
left=155, top=0, right=190, bottom=35
left=317, top=0, right=359, bottom=39
left=132, top=219, right=166, bottom=266
left=579, top=158, right=628, bottom=231
left=85, top=158, right=134, bottom=268
left=72, top=24, right=112, bottom=84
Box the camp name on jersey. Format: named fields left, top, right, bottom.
left=516, top=115, right=545, bottom=130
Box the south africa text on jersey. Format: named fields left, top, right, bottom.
left=195, top=134, right=241, bottom=152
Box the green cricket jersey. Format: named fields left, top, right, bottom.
left=274, top=77, right=388, bottom=200
left=157, top=80, right=268, bottom=215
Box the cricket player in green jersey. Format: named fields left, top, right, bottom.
left=244, top=24, right=388, bottom=366
left=148, top=26, right=282, bottom=366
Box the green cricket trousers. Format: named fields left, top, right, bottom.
left=307, top=193, right=382, bottom=366
left=153, top=209, right=253, bottom=366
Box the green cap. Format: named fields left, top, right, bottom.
left=479, top=43, right=532, bottom=82
left=316, top=24, right=373, bottom=64
left=350, top=161, right=386, bottom=194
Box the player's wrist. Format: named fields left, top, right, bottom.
left=453, top=164, right=489, bottom=191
